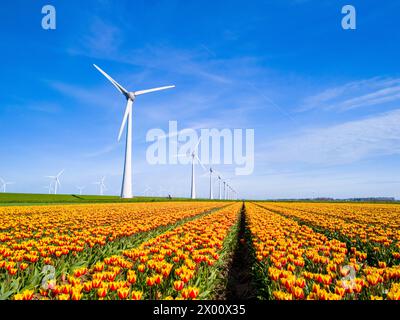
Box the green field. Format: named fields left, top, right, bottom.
left=0, top=193, right=194, bottom=206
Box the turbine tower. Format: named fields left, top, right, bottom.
left=93, top=64, right=175, bottom=198
left=44, top=185, right=52, bottom=194
left=176, top=138, right=205, bottom=199
left=76, top=186, right=85, bottom=195
left=0, top=178, right=14, bottom=193
left=45, top=170, right=64, bottom=195
left=209, top=167, right=214, bottom=200
left=218, top=176, right=222, bottom=200
left=189, top=139, right=205, bottom=199
left=94, top=176, right=106, bottom=195
left=223, top=181, right=226, bottom=200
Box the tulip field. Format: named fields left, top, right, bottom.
left=0, top=201, right=240, bottom=300
left=249, top=202, right=400, bottom=300
left=1, top=200, right=400, bottom=300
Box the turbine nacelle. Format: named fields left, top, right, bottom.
left=128, top=92, right=136, bottom=101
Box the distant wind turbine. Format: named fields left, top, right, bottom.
left=218, top=175, right=222, bottom=200
left=0, top=178, right=14, bottom=193
left=93, top=64, right=174, bottom=199
left=76, top=186, right=85, bottom=195
left=177, top=138, right=205, bottom=199
left=45, top=170, right=64, bottom=195
left=208, top=168, right=214, bottom=200
left=44, top=185, right=52, bottom=194
left=223, top=181, right=227, bottom=200
left=94, top=176, right=106, bottom=195
left=143, top=186, right=152, bottom=196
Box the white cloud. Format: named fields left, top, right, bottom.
left=263, top=108, right=400, bottom=165
left=300, top=77, right=400, bottom=112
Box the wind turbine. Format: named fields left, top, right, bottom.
left=45, top=170, right=64, bottom=195
left=94, top=176, right=106, bottom=195
left=217, top=175, right=222, bottom=200
left=93, top=64, right=174, bottom=199
left=76, top=186, right=85, bottom=195
left=223, top=181, right=227, bottom=200
left=0, top=178, right=14, bottom=193
left=44, top=185, right=52, bottom=194
left=143, top=186, right=151, bottom=197
left=208, top=168, right=214, bottom=200
left=177, top=138, right=206, bottom=199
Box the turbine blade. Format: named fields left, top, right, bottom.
left=57, top=169, right=64, bottom=177
left=118, top=100, right=132, bottom=142
left=195, top=154, right=206, bottom=171
left=134, top=85, right=175, bottom=96
left=194, top=137, right=202, bottom=152
left=93, top=64, right=129, bottom=96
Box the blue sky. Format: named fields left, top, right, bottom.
left=1, top=0, right=400, bottom=199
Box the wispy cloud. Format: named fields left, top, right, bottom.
left=300, top=77, right=400, bottom=112
left=263, top=108, right=400, bottom=165
left=83, top=143, right=119, bottom=158
left=49, top=81, right=120, bottom=110
left=4, top=101, right=62, bottom=114
left=69, top=17, right=122, bottom=60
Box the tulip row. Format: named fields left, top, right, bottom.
left=0, top=202, right=227, bottom=298
left=256, top=202, right=400, bottom=264
left=246, top=202, right=400, bottom=300
left=16, top=202, right=242, bottom=300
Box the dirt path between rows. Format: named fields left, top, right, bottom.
left=225, top=203, right=258, bottom=300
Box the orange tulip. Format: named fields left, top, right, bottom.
left=8, top=268, right=18, bottom=276
left=138, top=264, right=146, bottom=273
left=180, top=273, right=191, bottom=283
left=19, top=263, right=29, bottom=270
left=295, top=278, right=306, bottom=288
left=292, top=287, right=304, bottom=299
left=335, top=286, right=346, bottom=297
left=117, top=287, right=130, bottom=299
left=181, top=288, right=190, bottom=299
left=71, top=289, right=82, bottom=300
left=387, top=291, right=400, bottom=300
left=367, top=274, right=379, bottom=286
left=83, top=281, right=93, bottom=292
left=273, top=290, right=293, bottom=300
left=127, top=270, right=137, bottom=284
left=173, top=280, right=184, bottom=291
left=154, top=275, right=163, bottom=285
left=146, top=276, right=155, bottom=287
left=92, top=279, right=102, bottom=288
left=109, top=282, right=119, bottom=291
left=188, top=287, right=199, bottom=299
left=74, top=267, right=87, bottom=277
left=20, top=290, right=34, bottom=300
left=97, top=287, right=108, bottom=298
left=131, top=291, right=143, bottom=300
left=94, top=263, right=104, bottom=272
